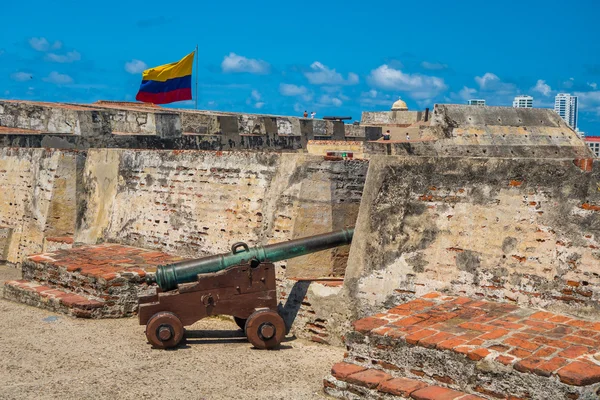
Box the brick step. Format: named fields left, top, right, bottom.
left=43, top=236, right=75, bottom=253
left=21, top=243, right=186, bottom=317
left=324, top=362, right=483, bottom=399
left=344, top=293, right=600, bottom=400
left=3, top=280, right=106, bottom=318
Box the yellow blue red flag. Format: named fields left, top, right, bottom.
left=136, top=51, right=194, bottom=104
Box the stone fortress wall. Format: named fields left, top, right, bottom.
left=0, top=99, right=596, bottom=346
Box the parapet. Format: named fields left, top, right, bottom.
left=0, top=99, right=358, bottom=151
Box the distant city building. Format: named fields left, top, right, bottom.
left=468, top=99, right=486, bottom=106
left=513, top=95, right=533, bottom=108
left=554, top=93, right=578, bottom=130
left=584, top=136, right=600, bottom=157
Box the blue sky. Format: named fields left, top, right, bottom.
left=1, top=0, right=600, bottom=134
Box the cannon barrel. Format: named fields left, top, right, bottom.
left=150, top=228, right=354, bottom=291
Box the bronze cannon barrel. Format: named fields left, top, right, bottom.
left=150, top=228, right=354, bottom=291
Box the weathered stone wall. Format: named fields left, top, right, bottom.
left=361, top=111, right=422, bottom=125
left=345, top=156, right=600, bottom=320
left=0, top=100, right=362, bottom=152
left=0, top=148, right=78, bottom=264
left=75, top=150, right=368, bottom=278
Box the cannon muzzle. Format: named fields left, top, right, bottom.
left=149, top=228, right=354, bottom=291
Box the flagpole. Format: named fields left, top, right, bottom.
left=194, top=44, right=199, bottom=110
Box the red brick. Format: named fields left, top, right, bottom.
left=432, top=375, right=455, bottom=385
left=422, top=292, right=442, bottom=299
left=496, top=355, right=515, bottom=365
left=467, top=339, right=485, bottom=346
left=468, top=348, right=491, bottom=361
left=488, top=344, right=509, bottom=352
left=530, top=311, right=555, bottom=320
left=565, top=320, right=588, bottom=328
left=532, top=336, right=571, bottom=349
left=458, top=322, right=494, bottom=332
left=454, top=346, right=473, bottom=356
left=504, top=337, right=540, bottom=351
left=474, top=385, right=507, bottom=399
left=479, top=329, right=510, bottom=340
left=373, top=360, right=400, bottom=371
left=418, top=332, right=455, bottom=348
left=533, top=357, right=569, bottom=377
left=514, top=357, right=544, bottom=373
left=548, top=315, right=571, bottom=323
left=532, top=346, right=558, bottom=358
left=411, top=386, right=466, bottom=400
left=558, top=346, right=591, bottom=359
left=573, top=329, right=598, bottom=338
left=590, top=322, right=600, bottom=331
left=509, top=348, right=533, bottom=359
left=460, top=396, right=486, bottom=400
left=392, top=316, right=426, bottom=327
left=557, top=361, right=600, bottom=386
left=331, top=362, right=366, bottom=380
left=388, top=307, right=412, bottom=316
left=563, top=335, right=597, bottom=347
left=406, top=329, right=437, bottom=345
left=437, top=338, right=467, bottom=351
left=353, top=317, right=386, bottom=334
left=522, top=319, right=557, bottom=330
left=60, top=294, right=87, bottom=307
left=451, top=297, right=473, bottom=305
left=345, top=369, right=392, bottom=389
left=378, top=377, right=427, bottom=396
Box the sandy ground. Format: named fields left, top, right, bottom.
left=0, top=265, right=342, bottom=400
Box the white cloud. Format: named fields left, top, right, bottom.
left=52, top=41, right=62, bottom=50
left=474, top=72, right=516, bottom=95
left=46, top=51, right=81, bottom=63
left=251, top=89, right=261, bottom=101
left=421, top=61, right=448, bottom=70
left=475, top=73, right=498, bottom=90
left=10, top=72, right=33, bottom=82
left=318, top=94, right=343, bottom=107
left=588, top=82, right=598, bottom=90
left=562, top=77, right=575, bottom=89
left=221, top=53, right=270, bottom=74
left=575, top=90, right=600, bottom=115
left=29, top=37, right=49, bottom=51
left=458, top=86, right=477, bottom=101
left=254, top=102, right=265, bottom=109
left=43, top=71, right=73, bottom=85
left=367, top=64, right=447, bottom=99
left=125, top=59, right=148, bottom=74
left=279, top=83, right=308, bottom=97
left=368, top=89, right=377, bottom=98
left=304, top=61, right=359, bottom=85
left=532, top=79, right=552, bottom=96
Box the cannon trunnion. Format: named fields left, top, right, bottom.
left=138, top=228, right=354, bottom=350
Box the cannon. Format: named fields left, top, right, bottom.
left=138, top=228, right=353, bottom=349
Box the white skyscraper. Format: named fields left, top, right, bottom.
left=554, top=93, right=578, bottom=130
left=513, top=95, right=533, bottom=108
left=468, top=99, right=486, bottom=106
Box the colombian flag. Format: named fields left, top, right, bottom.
left=136, top=51, right=194, bottom=104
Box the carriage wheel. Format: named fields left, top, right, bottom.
left=145, top=311, right=184, bottom=349
left=245, top=309, right=286, bottom=350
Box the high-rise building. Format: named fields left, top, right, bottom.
left=584, top=137, right=600, bottom=157
left=554, top=93, right=578, bottom=130
left=468, top=99, right=486, bottom=106
left=513, top=95, right=533, bottom=108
